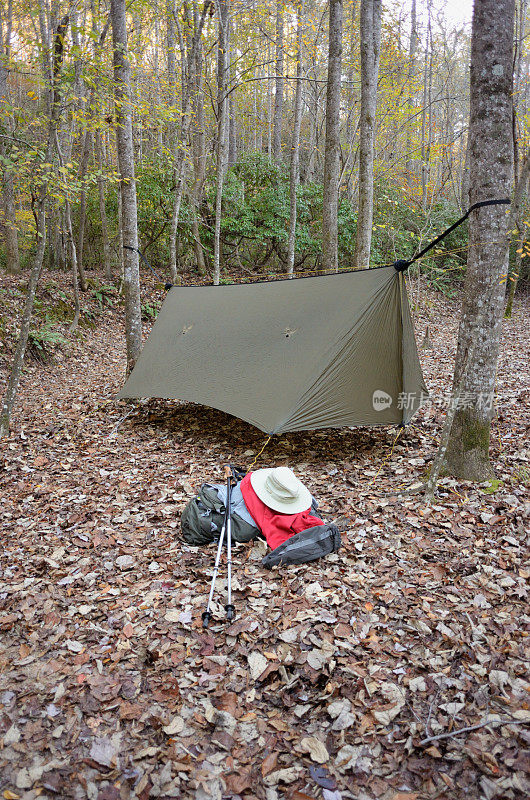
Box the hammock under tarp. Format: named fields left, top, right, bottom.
left=117, top=266, right=428, bottom=434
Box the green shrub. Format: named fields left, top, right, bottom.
left=91, top=283, right=116, bottom=309
left=141, top=301, right=160, bottom=321
left=28, top=319, right=68, bottom=361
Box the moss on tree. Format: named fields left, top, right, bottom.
left=443, top=408, right=494, bottom=482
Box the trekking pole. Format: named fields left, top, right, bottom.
left=202, top=466, right=232, bottom=628
left=225, top=466, right=235, bottom=621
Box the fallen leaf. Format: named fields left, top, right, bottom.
left=122, top=622, right=134, bottom=638
left=261, top=752, right=278, bottom=777
left=309, top=764, right=336, bottom=789
left=264, top=768, right=300, bottom=786
left=89, top=737, right=119, bottom=768
left=248, top=651, right=268, bottom=680
left=162, top=716, right=185, bottom=735
left=299, top=737, right=329, bottom=763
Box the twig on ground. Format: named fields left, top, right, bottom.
left=419, top=716, right=528, bottom=745
left=107, top=407, right=136, bottom=438
left=425, top=683, right=443, bottom=738
left=390, top=483, right=424, bottom=496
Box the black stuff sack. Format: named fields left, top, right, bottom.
left=261, top=523, right=341, bottom=568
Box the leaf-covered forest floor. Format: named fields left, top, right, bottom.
left=0, top=271, right=529, bottom=800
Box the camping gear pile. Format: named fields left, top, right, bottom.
left=182, top=466, right=341, bottom=626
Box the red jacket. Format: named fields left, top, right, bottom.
left=240, top=473, right=324, bottom=550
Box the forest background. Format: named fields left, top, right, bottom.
left=1, top=0, right=528, bottom=303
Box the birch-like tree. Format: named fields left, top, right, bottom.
left=405, top=0, right=418, bottom=186
left=321, top=0, right=342, bottom=272
left=212, top=0, right=230, bottom=285
left=272, top=0, right=284, bottom=161
left=287, top=0, right=304, bottom=276
left=110, top=0, right=142, bottom=373
left=0, top=0, right=20, bottom=273
left=354, top=0, right=381, bottom=269
left=168, top=0, right=212, bottom=283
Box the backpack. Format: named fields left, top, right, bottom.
left=261, top=523, right=341, bottom=568
left=181, top=480, right=261, bottom=546
left=181, top=475, right=342, bottom=567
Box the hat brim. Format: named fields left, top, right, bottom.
left=250, top=468, right=312, bottom=514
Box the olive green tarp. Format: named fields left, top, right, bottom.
left=118, top=266, right=428, bottom=434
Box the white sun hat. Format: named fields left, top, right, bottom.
left=250, top=466, right=312, bottom=514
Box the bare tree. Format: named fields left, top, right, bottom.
left=405, top=0, right=418, bottom=186
left=287, top=0, right=304, bottom=277
left=505, top=150, right=530, bottom=318
left=0, top=0, right=20, bottom=273
left=168, top=0, right=211, bottom=282
left=420, top=3, right=433, bottom=211
left=272, top=0, right=284, bottom=161
left=321, top=0, right=342, bottom=272
left=75, top=8, right=112, bottom=290
left=212, top=0, right=230, bottom=285
left=187, top=1, right=208, bottom=276
left=443, top=0, right=515, bottom=480
left=110, top=0, right=142, bottom=373
left=95, top=130, right=113, bottom=281
left=354, top=0, right=381, bottom=269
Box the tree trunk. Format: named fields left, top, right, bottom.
left=189, top=5, right=208, bottom=276
left=169, top=158, right=187, bottom=283
left=272, top=1, right=284, bottom=161
left=213, top=0, right=229, bottom=285
left=321, top=0, right=343, bottom=273
left=287, top=0, right=304, bottom=277
left=166, top=0, right=177, bottom=154
left=505, top=152, right=530, bottom=317
left=304, top=69, right=319, bottom=183
left=512, top=0, right=528, bottom=183
left=267, top=42, right=273, bottom=157
left=0, top=201, right=47, bottom=437
left=76, top=128, right=91, bottom=291
left=228, top=97, right=237, bottom=167
left=0, top=3, right=60, bottom=437
left=2, top=171, right=19, bottom=273
left=166, top=0, right=182, bottom=283
left=95, top=132, right=113, bottom=282
left=443, top=0, right=515, bottom=481
left=420, top=6, right=432, bottom=211
left=253, top=71, right=258, bottom=151
left=117, top=186, right=124, bottom=280
left=169, top=1, right=211, bottom=282
left=354, top=0, right=381, bottom=269
left=53, top=131, right=81, bottom=330
left=405, top=0, right=417, bottom=186
left=460, top=132, right=470, bottom=208
left=422, top=15, right=433, bottom=212
left=110, top=0, right=142, bottom=373
left=0, top=0, right=20, bottom=273
left=343, top=0, right=359, bottom=201
left=75, top=8, right=112, bottom=288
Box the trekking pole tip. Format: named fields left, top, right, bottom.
left=225, top=604, right=235, bottom=621
left=202, top=611, right=211, bottom=628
